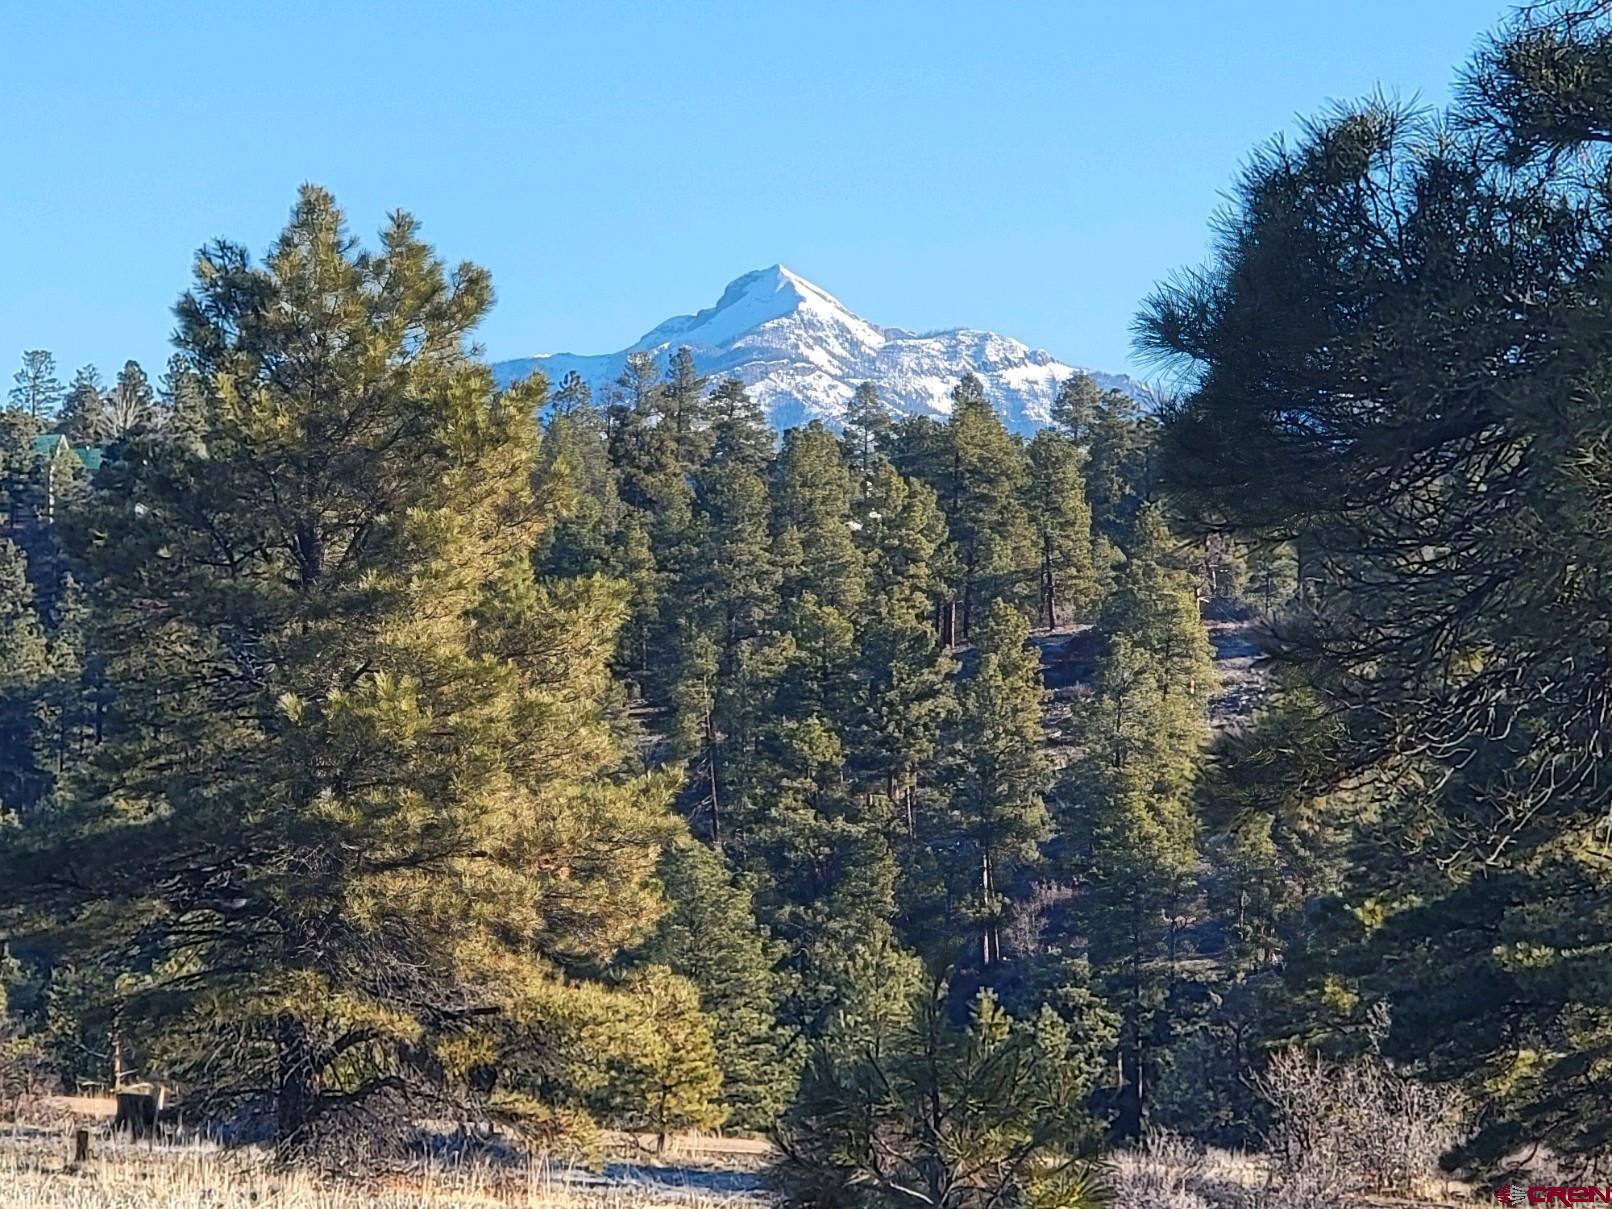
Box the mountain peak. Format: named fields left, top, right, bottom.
left=715, top=264, right=847, bottom=314
left=638, top=264, right=853, bottom=351
left=494, top=268, right=1139, bottom=433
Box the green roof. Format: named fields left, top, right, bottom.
left=30, top=435, right=105, bottom=473
left=31, top=434, right=70, bottom=458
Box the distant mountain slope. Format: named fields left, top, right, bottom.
left=493, top=265, right=1140, bottom=433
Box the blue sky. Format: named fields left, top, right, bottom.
left=2, top=1, right=1508, bottom=385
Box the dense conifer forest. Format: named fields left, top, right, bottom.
left=6, top=4, right=1612, bottom=1205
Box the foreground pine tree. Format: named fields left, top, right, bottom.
left=1137, top=0, right=1612, bottom=1163
left=774, top=961, right=1114, bottom=1209
left=0, top=187, right=675, bottom=1154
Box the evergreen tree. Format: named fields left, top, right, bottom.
left=1050, top=372, right=1100, bottom=441
left=54, top=365, right=106, bottom=444
left=1081, top=383, right=1154, bottom=544
left=9, top=351, right=61, bottom=422
left=605, top=351, right=693, bottom=695
left=0, top=188, right=677, bottom=1152
left=659, top=346, right=712, bottom=471
left=0, top=538, right=51, bottom=817
left=707, top=377, right=773, bottom=468
left=1025, top=429, right=1098, bottom=629
left=550, top=369, right=593, bottom=417
left=841, top=380, right=889, bottom=480
left=1060, top=511, right=1212, bottom=1140
left=156, top=352, right=207, bottom=437
left=847, top=461, right=955, bottom=828
left=0, top=409, right=44, bottom=533
left=535, top=398, right=620, bottom=579
left=776, top=963, right=1114, bottom=1209
left=595, top=965, right=725, bottom=1152
left=932, top=375, right=1036, bottom=641
left=772, top=422, right=865, bottom=615
left=883, top=413, right=950, bottom=487
left=638, top=840, right=799, bottom=1132
left=941, top=601, right=1051, bottom=966
left=744, top=712, right=903, bottom=1037
left=672, top=387, right=781, bottom=840
left=1135, top=3, right=1612, bottom=1160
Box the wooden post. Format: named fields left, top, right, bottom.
left=73, top=1128, right=90, bottom=1163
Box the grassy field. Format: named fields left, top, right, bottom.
left=0, top=1099, right=771, bottom=1209
left=0, top=1140, right=771, bottom=1208
left=2, top=1097, right=1481, bottom=1208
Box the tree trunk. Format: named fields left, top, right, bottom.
left=276, top=1012, right=316, bottom=1152
left=1042, top=534, right=1056, bottom=629
left=705, top=707, right=722, bottom=846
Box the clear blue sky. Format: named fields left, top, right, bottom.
left=2, top=1, right=1508, bottom=385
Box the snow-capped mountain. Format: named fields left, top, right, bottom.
left=493, top=265, right=1140, bottom=433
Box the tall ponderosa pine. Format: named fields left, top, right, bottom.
left=55, top=366, right=106, bottom=445
left=0, top=538, right=52, bottom=817
left=848, top=461, right=955, bottom=830
left=931, top=375, right=1035, bottom=642
left=0, top=188, right=677, bottom=1151
left=773, top=421, right=865, bottom=616
left=1025, top=429, right=1097, bottom=629
left=943, top=601, right=1051, bottom=966
left=842, top=380, right=890, bottom=480
left=9, top=352, right=62, bottom=422
left=1061, top=507, right=1211, bottom=1139
left=1136, top=1, right=1612, bottom=1162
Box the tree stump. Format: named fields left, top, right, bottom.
left=72, top=1128, right=89, bottom=1162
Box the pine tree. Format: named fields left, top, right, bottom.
left=1050, top=372, right=1101, bottom=441
left=1132, top=7, right=1612, bottom=1157
left=672, top=386, right=781, bottom=840
left=535, top=399, right=621, bottom=579
left=706, top=377, right=773, bottom=468
left=773, top=421, right=865, bottom=615
left=659, top=346, right=712, bottom=471
left=0, top=187, right=677, bottom=1152
left=0, top=538, right=51, bottom=817
left=743, top=712, right=903, bottom=1037
left=54, top=366, right=105, bottom=444
left=156, top=353, right=207, bottom=437
left=943, top=601, right=1051, bottom=966
left=1025, top=429, right=1098, bottom=629
left=638, top=840, right=799, bottom=1131
left=605, top=351, right=693, bottom=697
left=9, top=352, right=62, bottom=422
left=1060, top=507, right=1213, bottom=1140
left=932, top=375, right=1036, bottom=641
left=776, top=962, right=1114, bottom=1209
left=550, top=369, right=593, bottom=417
left=595, top=965, right=725, bottom=1152
left=841, top=380, right=890, bottom=480
left=847, top=461, right=955, bottom=829
left=1080, top=384, right=1154, bottom=543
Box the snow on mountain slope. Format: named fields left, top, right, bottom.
left=493, top=266, right=1141, bottom=433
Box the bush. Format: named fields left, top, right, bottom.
left=1111, top=1131, right=1213, bottom=1209
left=1253, top=1047, right=1464, bottom=1200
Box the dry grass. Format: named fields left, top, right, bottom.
left=0, top=1129, right=771, bottom=1208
